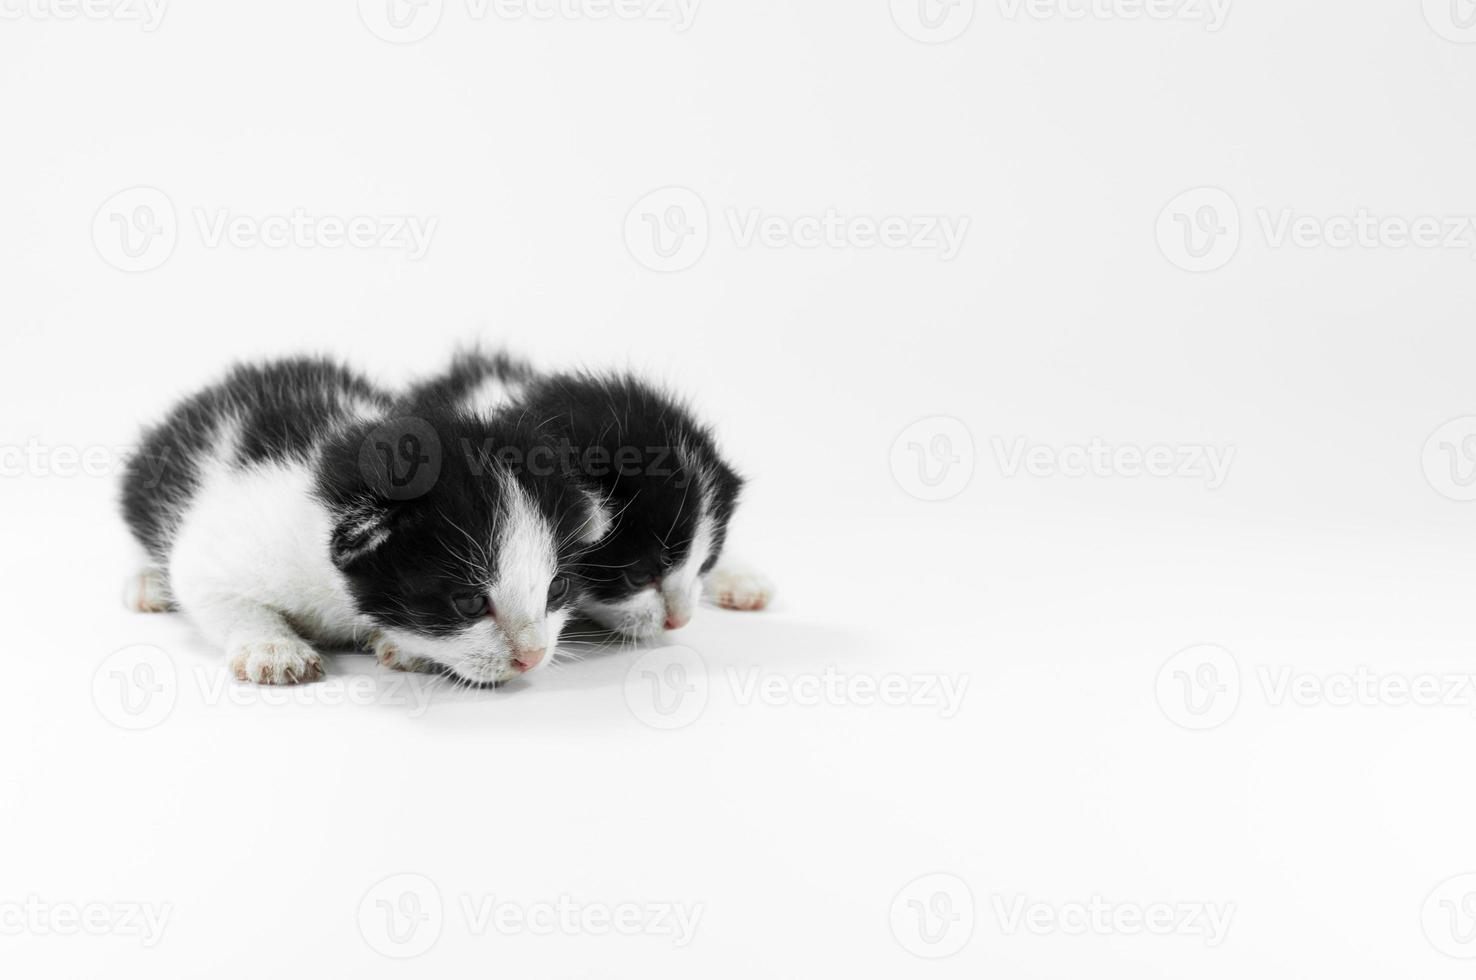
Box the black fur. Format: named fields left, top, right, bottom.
left=407, top=350, right=745, bottom=607
left=315, top=409, right=600, bottom=633
left=120, top=357, right=599, bottom=634
left=120, top=357, right=396, bottom=562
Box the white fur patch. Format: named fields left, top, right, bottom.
left=464, top=373, right=528, bottom=419
left=578, top=487, right=615, bottom=544
left=660, top=509, right=714, bottom=629
left=381, top=607, right=571, bottom=685
left=659, top=442, right=719, bottom=630
left=491, top=480, right=558, bottom=631
left=169, top=459, right=367, bottom=641
left=166, top=456, right=369, bottom=685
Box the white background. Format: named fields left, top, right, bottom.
left=4, top=0, right=1476, bottom=976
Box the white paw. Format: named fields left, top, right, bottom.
left=229, top=638, right=324, bottom=685
left=124, top=568, right=174, bottom=613
left=705, top=566, right=774, bottom=612
left=370, top=633, right=432, bottom=674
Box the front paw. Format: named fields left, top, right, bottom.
left=706, top=567, right=774, bottom=612
left=370, top=633, right=432, bottom=674
left=229, top=639, right=325, bottom=685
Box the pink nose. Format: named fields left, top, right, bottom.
left=664, top=611, right=690, bottom=631
left=511, top=647, right=546, bottom=672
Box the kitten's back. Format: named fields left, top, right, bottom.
left=120, top=358, right=394, bottom=561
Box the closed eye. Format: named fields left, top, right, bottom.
left=622, top=570, right=658, bottom=590
left=452, top=593, right=489, bottom=618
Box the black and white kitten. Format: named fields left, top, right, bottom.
left=120, top=358, right=610, bottom=685
left=405, top=349, right=773, bottom=638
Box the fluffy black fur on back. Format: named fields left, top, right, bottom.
left=120, top=357, right=396, bottom=562
left=401, top=348, right=536, bottom=410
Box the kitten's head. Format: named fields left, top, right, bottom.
left=317, top=412, right=609, bottom=685
left=523, top=375, right=743, bottom=639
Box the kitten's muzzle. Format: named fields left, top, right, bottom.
left=496, top=615, right=548, bottom=672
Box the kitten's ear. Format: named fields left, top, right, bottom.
left=330, top=500, right=394, bottom=569
left=318, top=417, right=431, bottom=569
left=574, top=486, right=615, bottom=545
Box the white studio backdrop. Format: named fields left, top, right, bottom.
left=4, top=1, right=1476, bottom=977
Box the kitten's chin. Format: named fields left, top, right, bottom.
left=614, top=620, right=666, bottom=641
left=578, top=593, right=667, bottom=640
left=449, top=661, right=520, bottom=687
left=581, top=599, right=665, bottom=640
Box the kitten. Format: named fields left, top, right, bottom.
left=120, top=357, right=610, bottom=685
left=405, top=348, right=773, bottom=638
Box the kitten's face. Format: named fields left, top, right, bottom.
left=344, top=485, right=573, bottom=684
left=575, top=449, right=739, bottom=639
left=323, top=420, right=608, bottom=684
left=579, top=507, right=719, bottom=639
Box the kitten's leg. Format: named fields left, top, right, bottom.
left=366, top=630, right=433, bottom=674
left=188, top=593, right=326, bottom=685
left=123, top=567, right=176, bottom=613
left=703, top=562, right=774, bottom=612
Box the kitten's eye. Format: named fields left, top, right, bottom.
left=453, top=593, right=489, bottom=618
left=622, top=570, right=657, bottom=590
left=547, top=576, right=571, bottom=607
